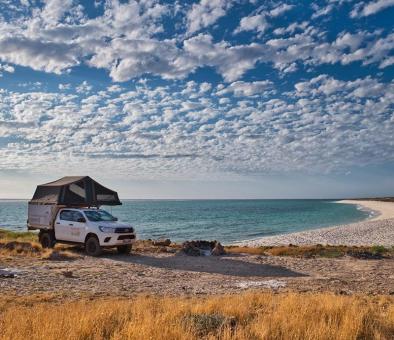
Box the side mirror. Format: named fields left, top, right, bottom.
left=113, top=217, right=118, bottom=221
left=78, top=217, right=86, bottom=223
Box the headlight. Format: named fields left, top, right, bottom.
left=99, top=226, right=116, bottom=233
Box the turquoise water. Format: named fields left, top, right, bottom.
left=0, top=200, right=371, bottom=244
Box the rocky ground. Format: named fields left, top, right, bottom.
left=1, top=249, right=393, bottom=298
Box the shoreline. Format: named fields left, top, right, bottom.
left=238, top=200, right=394, bottom=247
left=338, top=199, right=394, bottom=221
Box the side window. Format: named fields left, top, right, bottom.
left=60, top=210, right=73, bottom=221
left=72, top=211, right=84, bottom=222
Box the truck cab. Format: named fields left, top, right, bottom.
left=39, top=208, right=136, bottom=256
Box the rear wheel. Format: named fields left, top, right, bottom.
left=85, top=235, right=102, bottom=256
left=117, top=244, right=132, bottom=254
left=39, top=231, right=56, bottom=248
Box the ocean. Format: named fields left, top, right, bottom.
left=0, top=199, right=372, bottom=244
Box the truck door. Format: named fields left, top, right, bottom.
left=55, top=210, right=74, bottom=242
left=69, top=210, right=86, bottom=243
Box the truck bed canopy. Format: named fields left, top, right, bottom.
left=30, top=176, right=122, bottom=206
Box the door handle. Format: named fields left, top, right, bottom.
left=69, top=223, right=73, bottom=226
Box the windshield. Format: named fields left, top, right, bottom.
left=84, top=210, right=117, bottom=222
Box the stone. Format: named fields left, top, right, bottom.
left=182, top=240, right=225, bottom=256
left=0, top=269, right=15, bottom=278
left=211, top=242, right=225, bottom=256
left=62, top=271, right=74, bottom=278
left=153, top=239, right=171, bottom=247
left=182, top=241, right=201, bottom=256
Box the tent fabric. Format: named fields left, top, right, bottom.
left=30, top=176, right=122, bottom=206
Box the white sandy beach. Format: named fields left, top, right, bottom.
left=339, top=200, right=394, bottom=221
left=239, top=200, right=394, bottom=247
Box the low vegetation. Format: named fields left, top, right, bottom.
left=0, top=229, right=36, bottom=242
left=0, top=229, right=79, bottom=260
left=1, top=228, right=392, bottom=259
left=225, top=244, right=394, bottom=259
left=0, top=292, right=393, bottom=340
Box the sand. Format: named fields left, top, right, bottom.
left=1, top=249, right=394, bottom=297
left=238, top=200, right=394, bottom=247
left=339, top=200, right=394, bottom=221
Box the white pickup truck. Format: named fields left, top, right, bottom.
left=29, top=206, right=136, bottom=256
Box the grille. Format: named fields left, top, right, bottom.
left=115, top=227, right=134, bottom=233
left=117, top=234, right=135, bottom=240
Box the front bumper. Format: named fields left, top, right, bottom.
left=97, top=233, right=136, bottom=247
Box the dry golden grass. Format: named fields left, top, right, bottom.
left=0, top=229, right=37, bottom=242
left=0, top=292, right=393, bottom=340
left=0, top=240, right=80, bottom=260
left=226, top=244, right=394, bottom=258
left=0, top=228, right=80, bottom=259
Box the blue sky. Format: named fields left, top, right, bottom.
left=0, top=0, right=393, bottom=199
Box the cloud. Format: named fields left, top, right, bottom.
left=311, top=3, right=335, bottom=19
left=76, top=81, right=92, bottom=93
left=0, top=36, right=79, bottom=74
left=216, top=80, right=273, bottom=97
left=41, top=0, right=75, bottom=24
left=0, top=1, right=392, bottom=83
left=58, top=83, right=71, bottom=90
left=351, top=0, right=394, bottom=17
left=234, top=14, right=269, bottom=34
left=269, top=4, right=294, bottom=17
left=182, top=34, right=265, bottom=82
left=186, top=0, right=232, bottom=35
left=0, top=75, right=393, bottom=179
left=0, top=63, right=15, bottom=77
left=234, top=3, right=293, bottom=35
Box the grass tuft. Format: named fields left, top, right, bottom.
left=0, top=229, right=37, bottom=242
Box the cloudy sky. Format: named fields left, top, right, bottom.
left=0, top=0, right=393, bottom=199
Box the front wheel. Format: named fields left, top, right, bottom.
left=39, top=231, right=56, bottom=248
left=85, top=236, right=102, bottom=256
left=117, top=244, right=132, bottom=254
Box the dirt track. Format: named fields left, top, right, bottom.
left=1, top=250, right=393, bottom=298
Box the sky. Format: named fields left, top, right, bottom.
left=0, top=0, right=393, bottom=199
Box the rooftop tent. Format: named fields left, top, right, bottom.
left=30, top=176, right=122, bottom=206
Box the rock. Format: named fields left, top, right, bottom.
left=165, top=247, right=177, bottom=253
left=211, top=242, right=225, bottom=256
left=153, top=239, right=171, bottom=246
left=182, top=241, right=201, bottom=256
left=62, top=271, right=74, bottom=278
left=0, top=269, right=15, bottom=278
left=0, top=268, right=22, bottom=278
left=348, top=250, right=383, bottom=260
left=182, top=240, right=225, bottom=256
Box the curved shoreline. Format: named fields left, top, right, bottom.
left=338, top=200, right=394, bottom=221
left=237, top=200, right=394, bottom=247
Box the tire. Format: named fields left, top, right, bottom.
left=117, top=244, right=132, bottom=254
left=85, top=235, right=102, bottom=256
left=39, top=231, right=56, bottom=248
